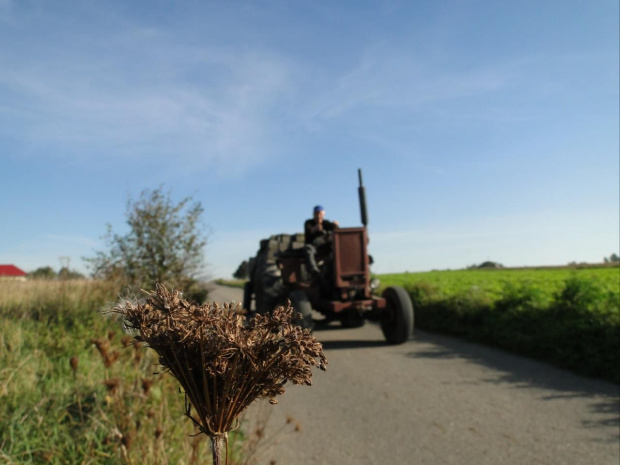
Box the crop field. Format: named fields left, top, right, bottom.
left=380, top=266, right=619, bottom=304
left=380, top=266, right=620, bottom=383
left=0, top=280, right=292, bottom=464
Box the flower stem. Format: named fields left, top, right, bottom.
left=210, top=434, right=228, bottom=465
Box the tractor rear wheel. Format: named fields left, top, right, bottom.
left=380, top=286, right=414, bottom=344
left=289, top=290, right=314, bottom=331
left=242, top=281, right=253, bottom=313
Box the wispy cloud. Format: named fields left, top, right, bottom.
left=296, top=45, right=518, bottom=124
left=1, top=3, right=614, bottom=178
left=0, top=4, right=527, bottom=172
left=0, top=22, right=293, bottom=173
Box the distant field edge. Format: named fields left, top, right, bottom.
left=213, top=279, right=247, bottom=289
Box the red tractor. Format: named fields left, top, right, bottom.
left=243, top=170, right=413, bottom=344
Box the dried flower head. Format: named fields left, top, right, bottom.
left=141, top=378, right=155, bottom=395
left=91, top=338, right=120, bottom=368
left=103, top=378, right=121, bottom=394
left=91, top=338, right=109, bottom=358
left=69, top=356, right=79, bottom=374
left=112, top=284, right=327, bottom=450
left=121, top=430, right=133, bottom=449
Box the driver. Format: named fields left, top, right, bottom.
left=304, top=205, right=339, bottom=276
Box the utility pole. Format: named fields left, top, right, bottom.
left=59, top=256, right=70, bottom=271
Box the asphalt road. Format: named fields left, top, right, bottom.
left=206, top=283, right=620, bottom=465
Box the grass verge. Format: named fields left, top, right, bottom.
left=0, top=279, right=291, bottom=464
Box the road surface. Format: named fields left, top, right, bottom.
left=206, top=283, right=619, bottom=465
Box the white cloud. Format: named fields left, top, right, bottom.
left=295, top=46, right=519, bottom=126
left=0, top=32, right=293, bottom=174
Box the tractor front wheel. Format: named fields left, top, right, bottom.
left=380, top=286, right=414, bottom=344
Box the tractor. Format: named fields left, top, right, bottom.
left=242, top=170, right=413, bottom=344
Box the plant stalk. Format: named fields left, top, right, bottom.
left=210, top=434, right=228, bottom=465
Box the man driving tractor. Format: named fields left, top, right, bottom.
left=243, top=171, right=414, bottom=344
left=304, top=205, right=339, bottom=276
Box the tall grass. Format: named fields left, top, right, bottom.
left=0, top=280, right=295, bottom=464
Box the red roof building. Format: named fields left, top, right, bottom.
left=0, top=264, right=27, bottom=277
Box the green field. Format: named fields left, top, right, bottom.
left=379, top=266, right=619, bottom=302
left=380, top=266, right=620, bottom=383
left=214, top=279, right=246, bottom=289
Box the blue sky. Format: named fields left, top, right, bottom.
left=1, top=0, right=618, bottom=279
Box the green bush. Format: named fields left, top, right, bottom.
left=383, top=270, right=620, bottom=383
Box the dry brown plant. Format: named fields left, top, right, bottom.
left=112, top=283, right=327, bottom=465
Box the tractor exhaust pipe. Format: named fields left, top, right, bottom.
left=358, top=168, right=368, bottom=227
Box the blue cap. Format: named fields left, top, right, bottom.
left=313, top=205, right=324, bottom=213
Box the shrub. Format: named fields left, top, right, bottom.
left=382, top=270, right=620, bottom=383
left=85, top=186, right=208, bottom=297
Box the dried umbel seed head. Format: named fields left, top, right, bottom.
left=69, top=356, right=79, bottom=374
left=141, top=378, right=154, bottom=395
left=121, top=430, right=133, bottom=449
left=104, top=351, right=120, bottom=368
left=34, top=451, right=53, bottom=462
left=91, top=338, right=109, bottom=358
left=103, top=378, right=121, bottom=394
left=132, top=342, right=143, bottom=364
left=112, top=284, right=327, bottom=440
left=91, top=338, right=120, bottom=368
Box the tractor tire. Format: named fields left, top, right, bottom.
left=289, top=290, right=314, bottom=331
left=380, top=286, right=414, bottom=344
left=340, top=308, right=365, bottom=328
left=242, top=281, right=253, bottom=313
left=249, top=233, right=306, bottom=315
left=256, top=275, right=283, bottom=314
